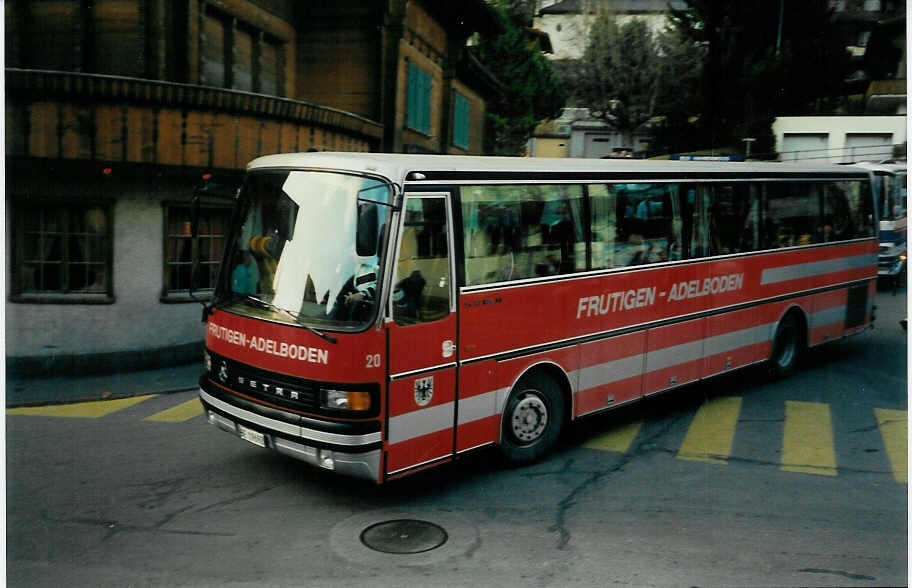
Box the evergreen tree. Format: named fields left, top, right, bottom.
left=475, top=3, right=566, bottom=155
left=574, top=16, right=661, bottom=137
left=670, top=0, right=851, bottom=157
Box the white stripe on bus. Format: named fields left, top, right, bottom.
left=810, top=305, right=847, bottom=329
left=703, top=324, right=772, bottom=357
left=388, top=401, right=454, bottom=445
left=457, top=390, right=498, bottom=426
left=390, top=305, right=853, bottom=447
left=575, top=354, right=645, bottom=391
left=646, top=339, right=706, bottom=372
left=760, top=254, right=876, bottom=285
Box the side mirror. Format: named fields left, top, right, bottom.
left=356, top=202, right=379, bottom=256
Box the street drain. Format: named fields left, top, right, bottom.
left=360, top=519, right=448, bottom=554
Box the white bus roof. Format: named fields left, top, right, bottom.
left=851, top=161, right=906, bottom=174
left=247, top=152, right=873, bottom=185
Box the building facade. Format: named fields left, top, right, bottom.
left=528, top=108, right=650, bottom=159
left=773, top=116, right=907, bottom=164
left=5, top=0, right=502, bottom=377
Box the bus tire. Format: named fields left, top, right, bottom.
left=769, top=312, right=802, bottom=378
left=498, top=373, right=565, bottom=466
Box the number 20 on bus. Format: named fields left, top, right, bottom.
left=193, top=153, right=878, bottom=483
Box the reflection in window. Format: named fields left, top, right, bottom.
left=707, top=184, right=760, bottom=255
left=763, top=182, right=822, bottom=249
left=824, top=181, right=873, bottom=241
left=394, top=198, right=450, bottom=324
left=590, top=184, right=681, bottom=268
left=165, top=205, right=230, bottom=294
left=461, top=185, right=584, bottom=285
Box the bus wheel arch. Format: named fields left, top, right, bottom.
left=497, top=363, right=570, bottom=466
left=769, top=307, right=807, bottom=378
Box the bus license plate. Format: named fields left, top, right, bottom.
left=238, top=424, right=266, bottom=448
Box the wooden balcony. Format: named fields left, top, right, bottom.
left=5, top=69, right=383, bottom=170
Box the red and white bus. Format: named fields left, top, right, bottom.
left=197, top=153, right=878, bottom=483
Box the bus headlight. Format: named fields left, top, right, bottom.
left=320, top=389, right=372, bottom=412
left=204, top=350, right=212, bottom=373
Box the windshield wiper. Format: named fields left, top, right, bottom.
left=241, top=295, right=338, bottom=344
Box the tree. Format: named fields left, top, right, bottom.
left=648, top=24, right=706, bottom=155
left=474, top=3, right=566, bottom=155
left=560, top=13, right=705, bottom=156
left=670, top=0, right=851, bottom=157
left=573, top=16, right=661, bottom=139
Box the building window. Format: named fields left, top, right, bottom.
left=452, top=92, right=471, bottom=150
left=163, top=204, right=230, bottom=298
left=201, top=10, right=229, bottom=87
left=11, top=202, right=113, bottom=300
left=407, top=62, right=432, bottom=135
left=200, top=6, right=284, bottom=96
left=260, top=38, right=282, bottom=95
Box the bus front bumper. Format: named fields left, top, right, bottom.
left=199, top=387, right=382, bottom=482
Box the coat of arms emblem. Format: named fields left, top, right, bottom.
left=414, top=376, right=434, bottom=406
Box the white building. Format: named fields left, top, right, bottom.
left=534, top=0, right=686, bottom=61
left=772, top=116, right=907, bottom=163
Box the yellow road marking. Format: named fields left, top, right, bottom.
left=7, top=395, right=157, bottom=418
left=677, top=396, right=742, bottom=464
left=144, top=398, right=205, bottom=423
left=583, top=421, right=643, bottom=453
left=874, top=408, right=907, bottom=484
left=782, top=400, right=837, bottom=476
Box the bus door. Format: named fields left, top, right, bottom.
left=385, top=192, right=458, bottom=478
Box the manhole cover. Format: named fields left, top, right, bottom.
left=360, top=519, right=448, bottom=554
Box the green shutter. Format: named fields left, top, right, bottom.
left=453, top=93, right=470, bottom=149
left=407, top=64, right=431, bottom=134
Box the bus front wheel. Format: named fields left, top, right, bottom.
left=498, top=374, right=565, bottom=466
left=770, top=313, right=802, bottom=378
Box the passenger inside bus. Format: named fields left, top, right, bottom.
left=231, top=249, right=259, bottom=295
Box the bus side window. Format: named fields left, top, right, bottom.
left=824, top=182, right=853, bottom=241
left=461, top=184, right=584, bottom=283
left=763, top=182, right=819, bottom=249
left=706, top=184, right=757, bottom=255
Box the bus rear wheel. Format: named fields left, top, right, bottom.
left=498, top=374, right=565, bottom=466
left=770, top=313, right=802, bottom=378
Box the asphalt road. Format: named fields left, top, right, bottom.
left=7, top=287, right=907, bottom=587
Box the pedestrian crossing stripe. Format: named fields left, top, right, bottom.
left=583, top=421, right=643, bottom=453
left=781, top=401, right=837, bottom=476
left=6, top=394, right=157, bottom=418
left=677, top=396, right=742, bottom=464
left=874, top=408, right=907, bottom=484
left=7, top=395, right=907, bottom=483
left=144, top=398, right=205, bottom=423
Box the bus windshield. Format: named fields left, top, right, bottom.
left=214, top=170, right=392, bottom=331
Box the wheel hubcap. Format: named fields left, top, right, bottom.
left=510, top=393, right=548, bottom=444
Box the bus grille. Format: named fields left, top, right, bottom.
left=207, top=351, right=319, bottom=412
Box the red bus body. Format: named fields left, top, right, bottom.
left=198, top=154, right=877, bottom=484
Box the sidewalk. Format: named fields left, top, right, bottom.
left=5, top=362, right=203, bottom=407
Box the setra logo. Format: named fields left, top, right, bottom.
left=218, top=361, right=229, bottom=384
